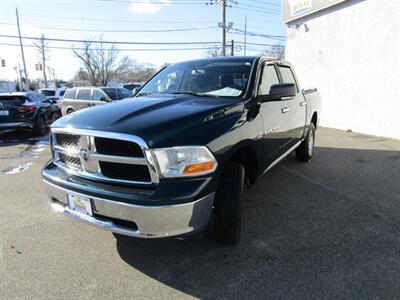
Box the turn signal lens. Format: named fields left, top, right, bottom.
left=183, top=161, right=215, bottom=175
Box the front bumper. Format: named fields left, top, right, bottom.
left=43, top=179, right=215, bottom=238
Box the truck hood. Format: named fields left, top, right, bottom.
left=53, top=95, right=245, bottom=148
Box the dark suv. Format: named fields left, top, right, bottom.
left=61, top=87, right=132, bottom=115
left=0, top=92, right=61, bottom=135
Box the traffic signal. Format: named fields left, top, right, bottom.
left=35, top=64, right=39, bottom=71
left=1, top=59, right=5, bottom=67
left=39, top=64, right=43, bottom=71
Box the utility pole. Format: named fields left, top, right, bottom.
left=231, top=40, right=234, bottom=56
left=40, top=34, right=48, bottom=88
left=244, top=16, right=247, bottom=56
left=16, top=7, right=29, bottom=90
left=221, top=0, right=226, bottom=56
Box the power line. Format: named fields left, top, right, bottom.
left=0, top=42, right=217, bottom=51
left=1, top=14, right=217, bottom=24
left=231, top=5, right=280, bottom=15
left=248, top=0, right=280, bottom=7
left=0, top=34, right=221, bottom=45
left=0, top=22, right=219, bottom=33
left=0, top=41, right=273, bottom=52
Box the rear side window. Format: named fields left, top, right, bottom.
left=278, top=66, right=297, bottom=89
left=259, top=64, right=280, bottom=95
left=102, top=88, right=118, bottom=100
left=77, top=89, right=92, bottom=100
left=117, top=88, right=132, bottom=100
left=64, top=89, right=77, bottom=99
left=59, top=90, right=66, bottom=97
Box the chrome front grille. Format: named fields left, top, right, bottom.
left=50, top=128, right=158, bottom=185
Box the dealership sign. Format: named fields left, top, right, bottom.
left=282, top=0, right=350, bottom=23
left=288, top=0, right=313, bottom=16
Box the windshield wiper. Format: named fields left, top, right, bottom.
left=170, top=91, right=216, bottom=97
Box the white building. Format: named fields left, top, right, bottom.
left=283, top=0, right=400, bottom=139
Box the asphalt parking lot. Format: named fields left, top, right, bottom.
left=1, top=127, right=399, bottom=299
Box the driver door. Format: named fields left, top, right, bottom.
left=258, top=63, right=293, bottom=165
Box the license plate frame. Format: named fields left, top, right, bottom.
left=67, top=193, right=93, bottom=216
left=0, top=110, right=9, bottom=116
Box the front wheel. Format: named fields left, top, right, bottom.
left=213, top=162, right=245, bottom=245
left=296, top=123, right=315, bottom=162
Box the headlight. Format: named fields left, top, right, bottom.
left=153, top=146, right=217, bottom=178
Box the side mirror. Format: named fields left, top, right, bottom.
left=132, top=88, right=139, bottom=96
left=99, top=96, right=108, bottom=102
left=260, top=83, right=297, bottom=102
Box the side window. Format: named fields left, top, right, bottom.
left=102, top=88, right=118, bottom=100
left=59, top=90, right=66, bottom=97
left=117, top=88, right=132, bottom=100
left=93, top=89, right=106, bottom=101
left=77, top=89, right=92, bottom=100
left=64, top=89, right=77, bottom=99
left=278, top=66, right=297, bottom=90
left=259, top=64, right=279, bottom=95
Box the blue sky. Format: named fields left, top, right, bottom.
left=0, top=0, right=285, bottom=81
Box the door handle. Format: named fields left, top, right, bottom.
left=281, top=107, right=290, bottom=113
left=299, top=101, right=307, bottom=107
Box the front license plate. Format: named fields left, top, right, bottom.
left=68, top=193, right=93, bottom=216
left=0, top=110, right=9, bottom=116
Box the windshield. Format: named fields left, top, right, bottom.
left=138, top=59, right=254, bottom=98
left=39, top=90, right=55, bottom=96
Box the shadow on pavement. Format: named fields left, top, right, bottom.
left=0, top=129, right=48, bottom=146
left=115, top=146, right=400, bottom=299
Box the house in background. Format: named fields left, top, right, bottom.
left=282, top=0, right=400, bottom=139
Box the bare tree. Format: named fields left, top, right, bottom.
left=73, top=37, right=130, bottom=86
left=33, top=34, right=50, bottom=87
left=263, top=44, right=285, bottom=59
left=206, top=45, right=220, bottom=58
left=114, top=59, right=157, bottom=83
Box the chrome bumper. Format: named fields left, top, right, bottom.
left=43, top=180, right=214, bottom=238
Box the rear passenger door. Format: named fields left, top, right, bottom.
left=277, top=64, right=306, bottom=142
left=76, top=88, right=93, bottom=110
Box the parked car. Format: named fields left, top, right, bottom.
left=123, top=83, right=142, bottom=95
left=0, top=91, right=61, bottom=135
left=38, top=88, right=66, bottom=109
left=61, top=86, right=132, bottom=115
left=42, top=57, right=321, bottom=245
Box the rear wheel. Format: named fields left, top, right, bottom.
left=296, top=123, right=315, bottom=162
left=213, top=162, right=245, bottom=245
left=33, top=115, right=47, bottom=136
left=66, top=109, right=74, bottom=115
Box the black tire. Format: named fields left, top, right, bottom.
left=66, top=109, right=74, bottom=115
left=52, top=111, right=62, bottom=122
left=33, top=115, right=47, bottom=136
left=213, top=162, right=245, bottom=245
left=296, top=123, right=315, bottom=162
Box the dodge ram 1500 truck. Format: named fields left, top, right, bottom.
left=42, top=57, right=321, bottom=245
